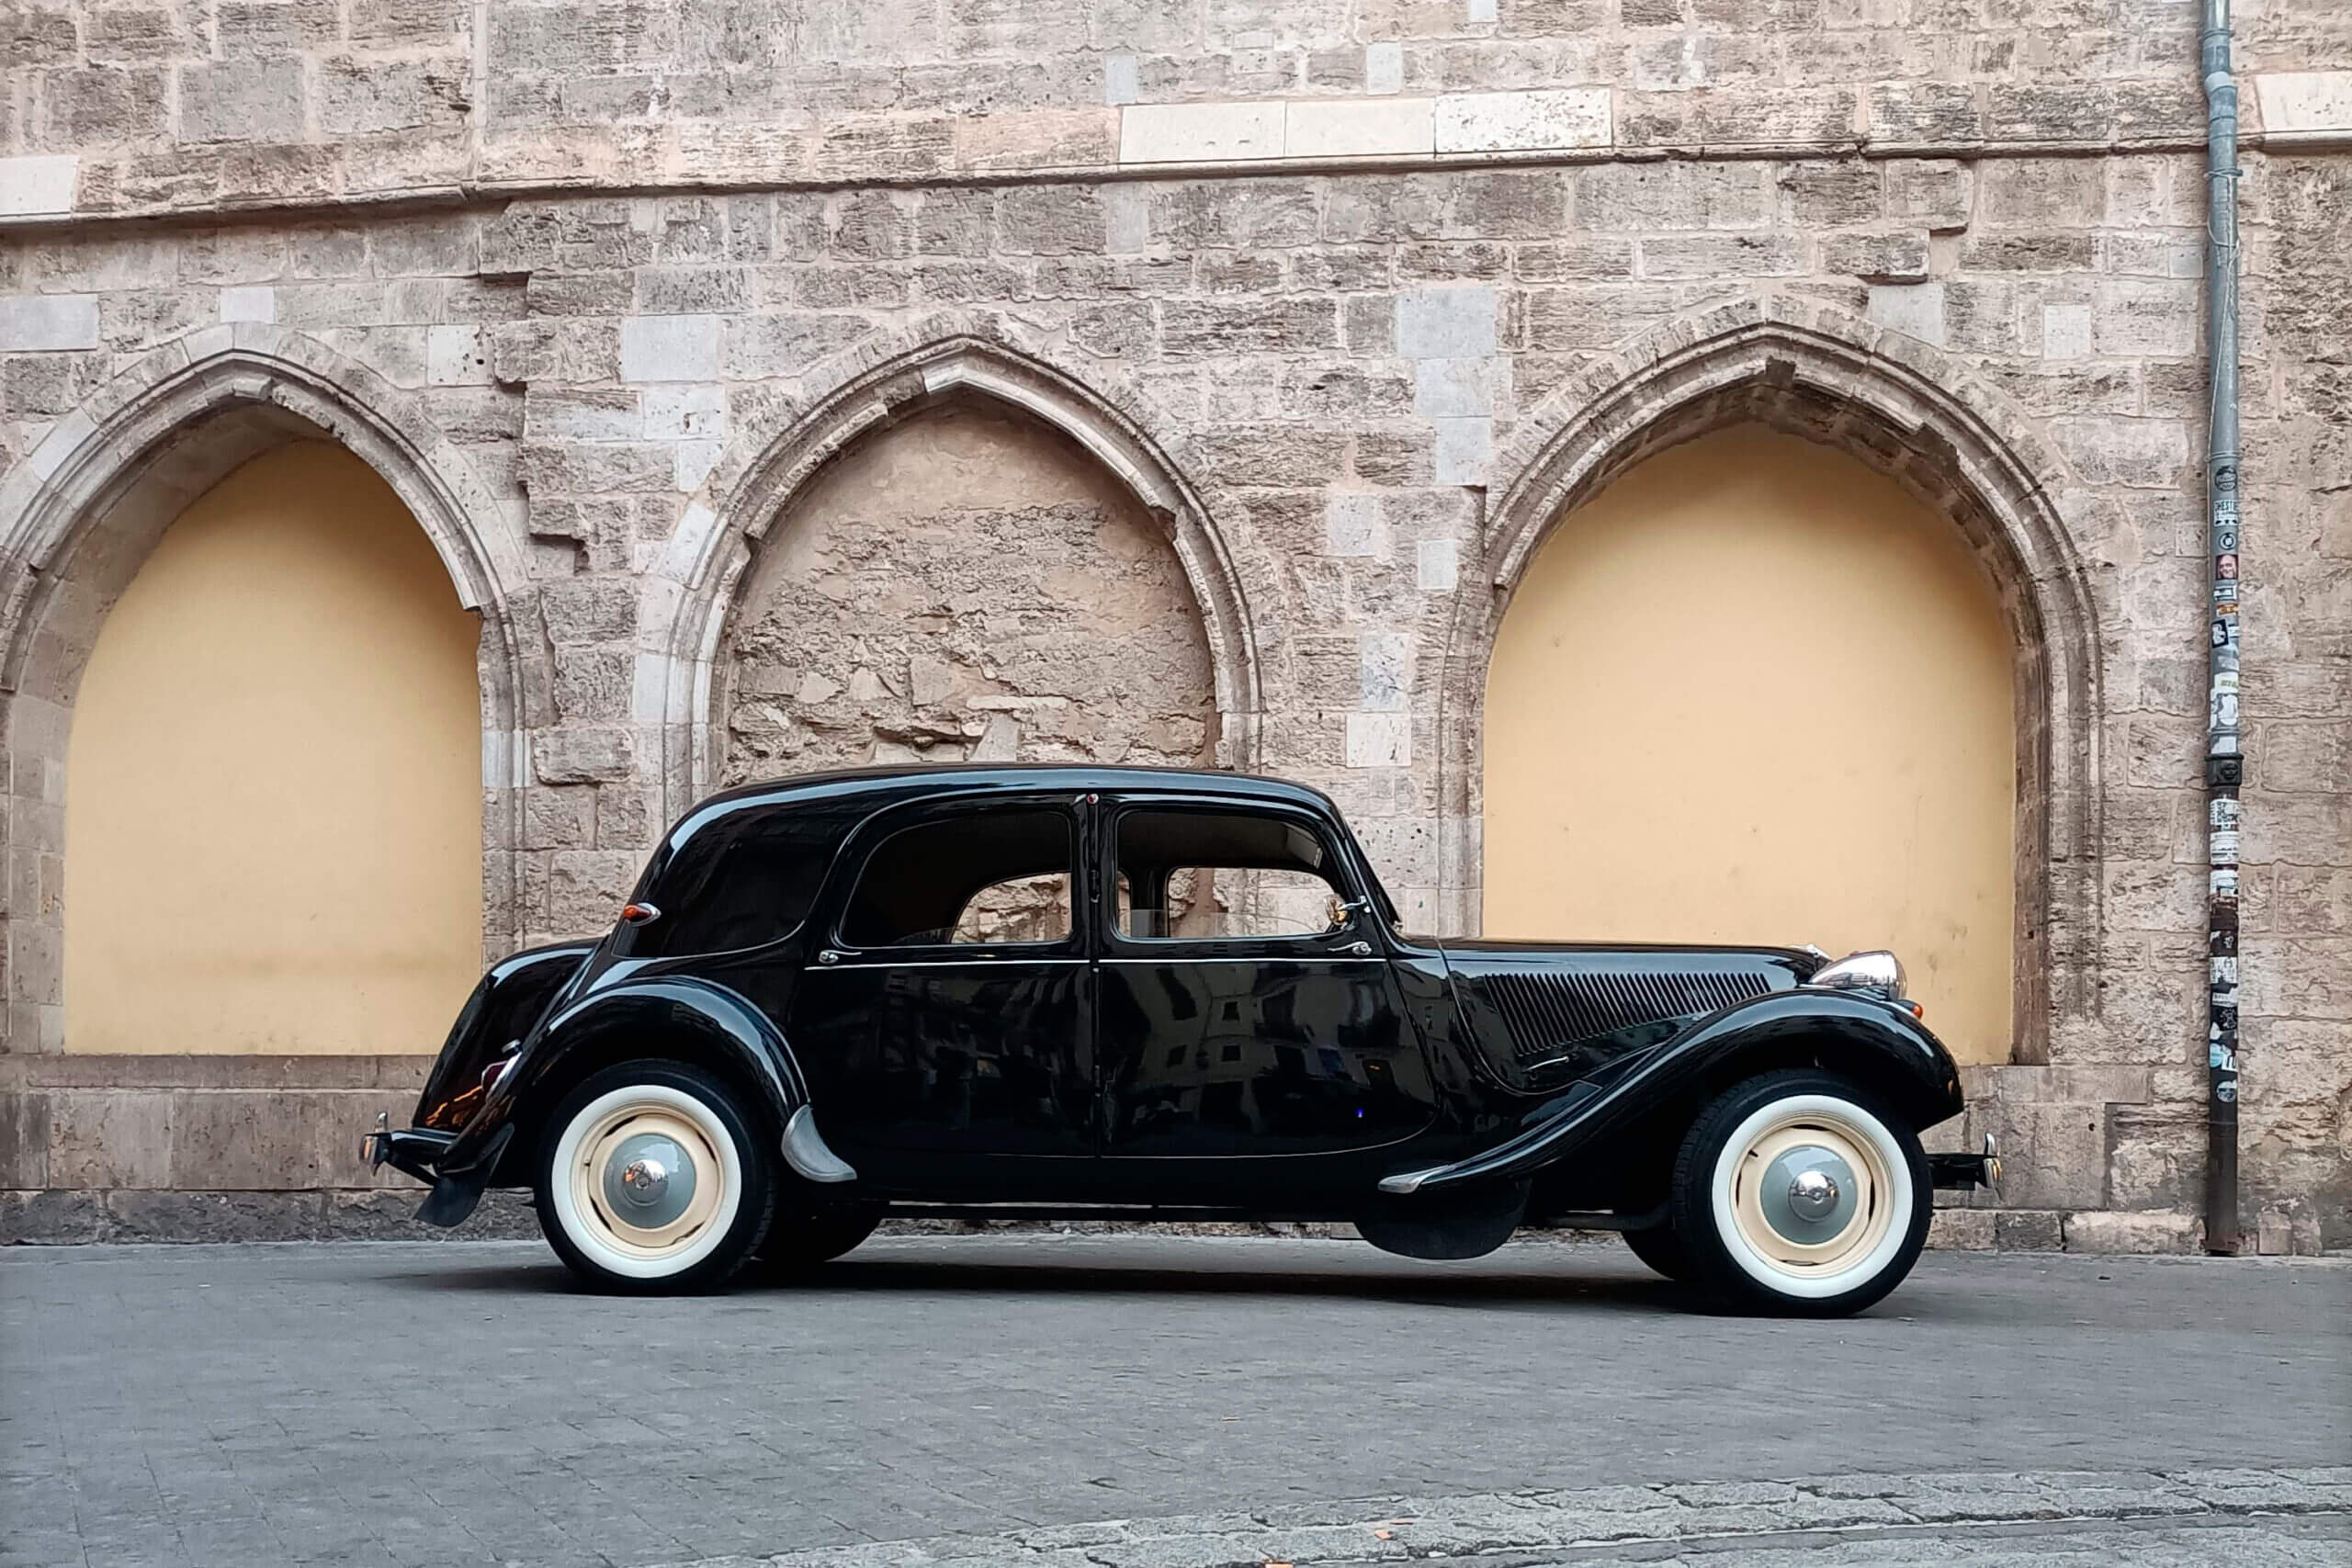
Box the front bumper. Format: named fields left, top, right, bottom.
left=1928, top=1134, right=2003, bottom=1190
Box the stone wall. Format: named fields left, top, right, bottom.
left=0, top=1, right=2346, bottom=1250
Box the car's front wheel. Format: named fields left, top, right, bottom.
left=536, top=1061, right=773, bottom=1294
left=1668, top=1068, right=1930, bottom=1317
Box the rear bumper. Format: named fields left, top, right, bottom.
left=363, top=1114, right=511, bottom=1229
left=1928, top=1134, right=2003, bottom=1191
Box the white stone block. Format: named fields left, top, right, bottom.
left=620, top=313, right=722, bottom=382
left=646, top=384, right=728, bottom=441
left=532, top=393, right=642, bottom=442
left=2041, top=303, right=2094, bottom=359
left=219, top=285, right=276, bottom=324
left=427, top=324, right=492, bottom=385
left=1102, top=55, right=1139, bottom=107
left=1434, top=88, right=1611, bottom=154
left=1103, top=186, right=1150, bottom=254
left=1396, top=285, right=1498, bottom=359
left=1413, top=355, right=1502, bottom=418
left=0, top=154, right=78, bottom=218
left=1431, top=416, right=1492, bottom=486
left=1365, top=42, right=1403, bottom=96
left=659, top=501, right=721, bottom=583
left=1345, top=711, right=1412, bottom=769
left=2255, top=71, right=2352, bottom=145
left=1867, top=281, right=1947, bottom=347
left=1416, top=537, right=1460, bottom=592
left=1360, top=632, right=1410, bottom=711
left=1284, top=97, right=1434, bottom=159
left=673, top=439, right=724, bottom=493
left=1119, top=101, right=1285, bottom=164
left=1324, top=491, right=1387, bottom=558
left=1465, top=0, right=1498, bottom=19
left=0, top=295, right=99, bottom=352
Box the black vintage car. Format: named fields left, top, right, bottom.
left=368, top=764, right=1997, bottom=1314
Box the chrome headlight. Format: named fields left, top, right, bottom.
left=1808, top=949, right=1905, bottom=1000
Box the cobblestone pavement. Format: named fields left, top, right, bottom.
left=3, top=1235, right=2346, bottom=1568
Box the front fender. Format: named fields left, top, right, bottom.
left=439, top=976, right=810, bottom=1184
left=1380, top=989, right=1965, bottom=1195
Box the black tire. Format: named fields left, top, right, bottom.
left=534, top=1060, right=775, bottom=1295
left=755, top=1199, right=883, bottom=1276
left=1622, top=1224, right=1695, bottom=1283
left=1666, top=1068, right=1931, bottom=1318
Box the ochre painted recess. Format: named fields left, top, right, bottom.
left=1484, top=425, right=2018, bottom=1066
left=62, top=442, right=484, bottom=1055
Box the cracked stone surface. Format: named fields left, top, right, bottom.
left=3, top=1235, right=2345, bottom=1568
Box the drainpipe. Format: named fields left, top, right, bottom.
left=2199, top=0, right=2244, bottom=1256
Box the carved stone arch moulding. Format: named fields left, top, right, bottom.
left=0, top=324, right=539, bottom=1047
left=1449, top=297, right=2104, bottom=1059
left=649, top=329, right=1265, bottom=818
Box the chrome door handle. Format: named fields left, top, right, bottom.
left=1342, top=941, right=1374, bottom=957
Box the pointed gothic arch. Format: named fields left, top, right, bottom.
left=650, top=334, right=1263, bottom=817
left=1447, top=299, right=2104, bottom=1061
left=0, top=326, right=537, bottom=1049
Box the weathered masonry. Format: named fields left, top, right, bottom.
left=1, top=2, right=2346, bottom=1251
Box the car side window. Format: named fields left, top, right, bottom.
left=840, top=807, right=1076, bottom=950
left=1114, top=808, right=1354, bottom=942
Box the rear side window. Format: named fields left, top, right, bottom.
left=1114, top=808, right=1352, bottom=941
left=841, top=807, right=1075, bottom=949
left=638, top=805, right=856, bottom=955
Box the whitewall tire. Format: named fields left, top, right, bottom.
left=535, top=1062, right=773, bottom=1293
left=1669, top=1069, right=1931, bottom=1317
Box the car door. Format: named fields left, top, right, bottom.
left=784, top=794, right=1095, bottom=1189
left=1092, top=797, right=1438, bottom=1182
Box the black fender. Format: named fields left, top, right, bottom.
left=1377, top=989, right=1965, bottom=1196
left=413, top=940, right=596, bottom=1134
left=439, top=976, right=812, bottom=1187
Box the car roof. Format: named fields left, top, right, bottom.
left=690, top=762, right=1340, bottom=818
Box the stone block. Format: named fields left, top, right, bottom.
left=1102, top=54, right=1139, bottom=107
left=1395, top=284, right=1497, bottom=358
left=48, top=1090, right=174, bottom=1190
left=533, top=727, right=635, bottom=783
left=1365, top=41, right=1403, bottom=96
left=2063, top=1209, right=2202, bottom=1254
left=527, top=388, right=643, bottom=442
left=1866, top=281, right=1946, bottom=347
left=217, top=285, right=276, bottom=324
left=1284, top=97, right=1435, bottom=159
left=1345, top=712, right=1411, bottom=769
left=177, top=61, right=307, bottom=144
left=0, top=154, right=78, bottom=219
left=317, top=58, right=467, bottom=136
left=427, top=323, right=492, bottom=384
left=1431, top=416, right=1490, bottom=486
left=619, top=312, right=721, bottom=381
left=1993, top=1209, right=2064, bottom=1250
left=1120, top=101, right=1285, bottom=164
left=1927, top=1208, right=1993, bottom=1249
left=1434, top=88, right=1610, bottom=153
left=1323, top=492, right=1386, bottom=558
left=2255, top=71, right=2352, bottom=146
left=1413, top=355, right=1504, bottom=418
left=1161, top=298, right=1338, bottom=355
left=0, top=295, right=101, bottom=352
left=1415, top=537, right=1458, bottom=591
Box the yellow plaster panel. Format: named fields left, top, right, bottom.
left=1485, top=425, right=2018, bottom=1065
left=63, top=442, right=483, bottom=1054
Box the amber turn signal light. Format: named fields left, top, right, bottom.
left=620, top=902, right=661, bottom=924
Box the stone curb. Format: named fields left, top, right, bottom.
left=645, top=1467, right=2352, bottom=1568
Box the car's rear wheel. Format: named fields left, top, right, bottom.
left=536, top=1061, right=773, bottom=1294
left=1621, top=1224, right=1693, bottom=1283
left=1668, top=1068, right=1930, bottom=1317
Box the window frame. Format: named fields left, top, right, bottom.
left=1097, top=795, right=1374, bottom=959
left=823, top=793, right=1089, bottom=961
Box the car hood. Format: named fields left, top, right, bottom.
left=1430, top=939, right=1822, bottom=1090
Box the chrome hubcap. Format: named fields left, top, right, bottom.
left=602, top=1132, right=695, bottom=1230
left=1762, top=1146, right=1857, bottom=1244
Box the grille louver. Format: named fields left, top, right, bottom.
left=1484, top=968, right=1770, bottom=1066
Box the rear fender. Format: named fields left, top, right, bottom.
left=1380, top=989, right=1964, bottom=1195
left=439, top=976, right=811, bottom=1186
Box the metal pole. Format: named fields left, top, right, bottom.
left=2199, top=0, right=2244, bottom=1256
